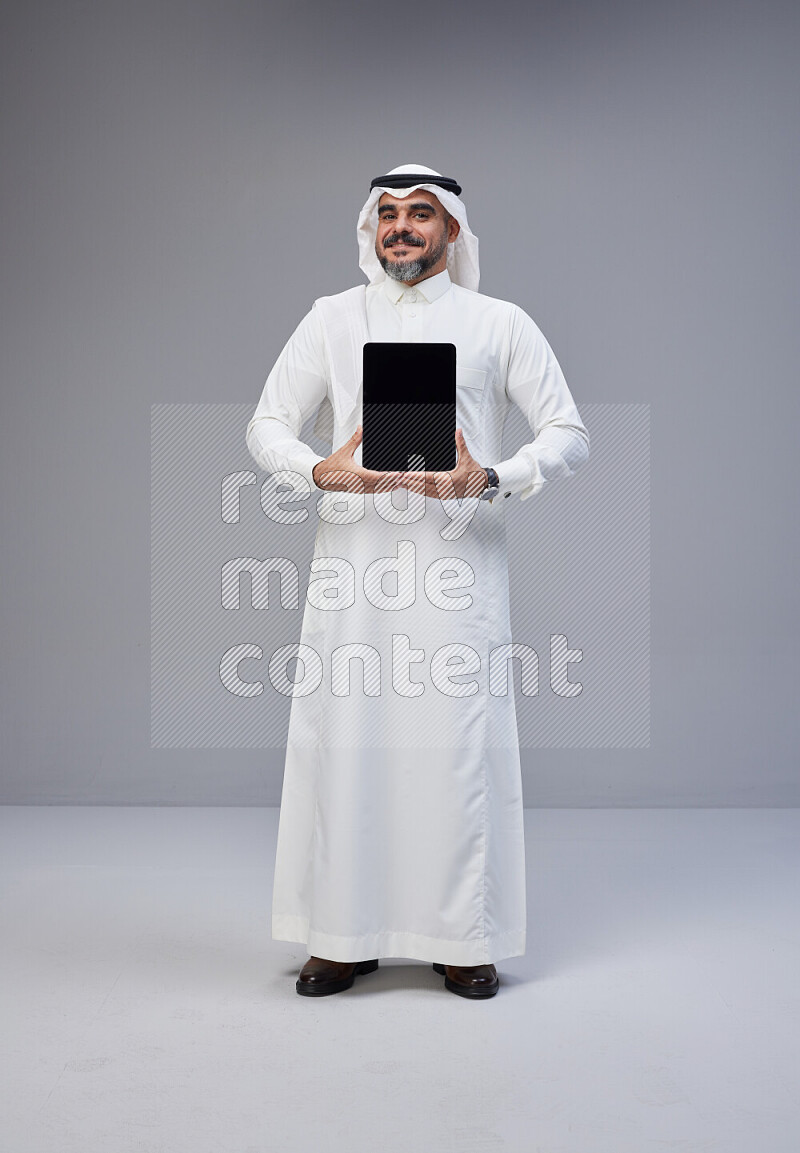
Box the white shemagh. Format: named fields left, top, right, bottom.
left=357, top=163, right=480, bottom=292
left=312, top=164, right=479, bottom=445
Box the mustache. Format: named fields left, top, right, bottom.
left=383, top=232, right=425, bottom=249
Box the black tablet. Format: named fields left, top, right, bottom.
left=362, top=342, right=457, bottom=473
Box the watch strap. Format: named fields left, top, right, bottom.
left=479, top=466, right=500, bottom=502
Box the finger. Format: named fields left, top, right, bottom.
left=459, top=433, right=478, bottom=468
left=353, top=466, right=405, bottom=493
left=454, top=427, right=466, bottom=465
left=324, top=468, right=367, bottom=493
left=464, top=469, right=485, bottom=497
left=372, top=471, right=405, bottom=492
left=433, top=471, right=457, bottom=499
left=403, top=473, right=426, bottom=494
left=346, top=427, right=364, bottom=462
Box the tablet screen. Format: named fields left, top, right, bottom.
left=362, top=342, right=457, bottom=472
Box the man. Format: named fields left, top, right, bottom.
left=246, top=164, right=589, bottom=999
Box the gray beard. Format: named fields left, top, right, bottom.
left=381, top=255, right=426, bottom=283
left=377, top=230, right=449, bottom=283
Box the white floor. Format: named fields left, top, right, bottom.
left=1, top=807, right=798, bottom=1153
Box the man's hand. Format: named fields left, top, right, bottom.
left=395, top=428, right=488, bottom=500
left=311, top=425, right=406, bottom=494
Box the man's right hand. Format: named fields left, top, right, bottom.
left=311, top=425, right=405, bottom=494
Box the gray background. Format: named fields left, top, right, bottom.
left=1, top=0, right=797, bottom=804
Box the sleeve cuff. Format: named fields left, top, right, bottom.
left=491, top=455, right=535, bottom=499
left=288, top=451, right=327, bottom=492
left=245, top=418, right=327, bottom=492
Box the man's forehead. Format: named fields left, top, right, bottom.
left=377, top=190, right=444, bottom=212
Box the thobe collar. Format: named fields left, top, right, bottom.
left=380, top=268, right=452, bottom=305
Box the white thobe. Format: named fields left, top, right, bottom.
left=246, top=268, right=589, bottom=965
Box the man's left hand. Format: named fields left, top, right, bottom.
left=394, top=429, right=488, bottom=500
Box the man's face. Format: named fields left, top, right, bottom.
left=375, top=190, right=460, bottom=285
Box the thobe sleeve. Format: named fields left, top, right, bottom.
left=492, top=306, right=590, bottom=502
left=245, top=307, right=330, bottom=490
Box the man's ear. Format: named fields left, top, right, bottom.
left=447, top=216, right=461, bottom=243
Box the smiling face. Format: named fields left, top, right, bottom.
left=375, top=190, right=461, bottom=285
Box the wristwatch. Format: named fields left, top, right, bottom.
left=479, top=466, right=500, bottom=502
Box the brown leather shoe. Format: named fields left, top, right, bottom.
left=432, top=962, right=499, bottom=998
left=296, top=956, right=379, bottom=997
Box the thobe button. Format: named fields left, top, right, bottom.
left=504, top=492, right=510, bottom=497
left=409, top=310, right=417, bottom=317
